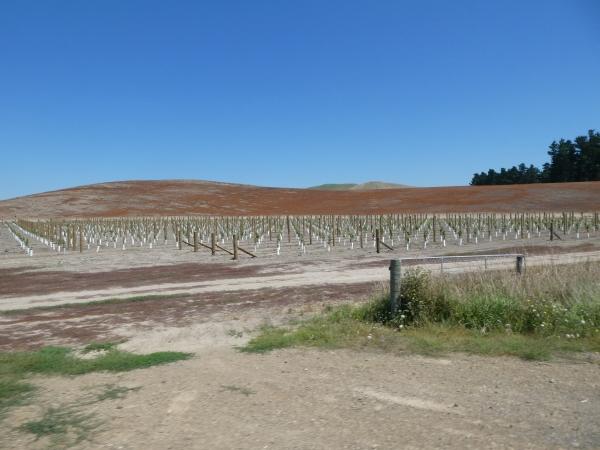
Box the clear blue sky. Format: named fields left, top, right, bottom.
left=1, top=0, right=599, bottom=199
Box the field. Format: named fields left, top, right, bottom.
left=1, top=180, right=600, bottom=449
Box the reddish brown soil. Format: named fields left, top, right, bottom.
left=0, top=282, right=378, bottom=350
left=1, top=179, right=599, bottom=218
left=0, top=262, right=297, bottom=297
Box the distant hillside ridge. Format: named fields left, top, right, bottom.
left=309, top=181, right=411, bottom=190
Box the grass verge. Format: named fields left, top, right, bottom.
left=244, top=263, right=600, bottom=360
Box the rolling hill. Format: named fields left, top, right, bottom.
left=0, top=179, right=599, bottom=218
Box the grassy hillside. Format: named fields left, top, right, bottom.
left=307, top=183, right=358, bottom=190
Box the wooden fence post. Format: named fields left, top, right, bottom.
left=193, top=231, right=198, bottom=252
left=389, top=259, right=401, bottom=314
left=211, top=232, right=216, bottom=256
left=376, top=229, right=380, bottom=254
left=233, top=234, right=238, bottom=260
left=516, top=255, right=525, bottom=275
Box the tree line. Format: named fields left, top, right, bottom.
left=471, top=129, right=600, bottom=185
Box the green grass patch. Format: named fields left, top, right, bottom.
left=244, top=263, right=600, bottom=360
left=0, top=346, right=191, bottom=377
left=0, top=346, right=191, bottom=420
left=0, top=378, right=35, bottom=418
left=244, top=314, right=600, bottom=360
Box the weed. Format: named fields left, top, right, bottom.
left=82, top=342, right=119, bottom=353
left=220, top=385, right=256, bottom=396
left=226, top=329, right=244, bottom=338
left=0, top=378, right=34, bottom=418
left=96, top=384, right=141, bottom=402
left=19, top=406, right=98, bottom=445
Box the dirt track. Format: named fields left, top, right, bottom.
left=1, top=179, right=600, bottom=218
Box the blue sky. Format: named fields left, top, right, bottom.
left=1, top=0, right=599, bottom=199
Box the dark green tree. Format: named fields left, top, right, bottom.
left=470, top=129, right=599, bottom=185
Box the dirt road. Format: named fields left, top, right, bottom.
left=2, top=249, right=600, bottom=312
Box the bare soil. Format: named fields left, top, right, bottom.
left=1, top=347, right=599, bottom=449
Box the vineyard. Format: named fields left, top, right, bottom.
left=5, top=212, right=600, bottom=260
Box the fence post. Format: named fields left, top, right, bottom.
left=193, top=231, right=198, bottom=252
left=376, top=229, right=380, bottom=254
left=211, top=232, right=216, bottom=256
left=79, top=228, right=83, bottom=253
left=233, top=234, right=238, bottom=260
left=389, top=259, right=401, bottom=314
left=516, top=255, right=524, bottom=275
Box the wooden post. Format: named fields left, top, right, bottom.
left=516, top=255, right=524, bottom=275
left=359, top=221, right=364, bottom=249
left=376, top=228, right=380, bottom=254
left=177, top=227, right=182, bottom=250
left=79, top=228, right=83, bottom=253
left=211, top=232, right=216, bottom=256
left=233, top=234, right=238, bottom=260
left=193, top=231, right=198, bottom=252
left=268, top=217, right=272, bottom=241
left=332, top=218, right=336, bottom=247
left=389, top=259, right=401, bottom=314
left=286, top=216, right=291, bottom=243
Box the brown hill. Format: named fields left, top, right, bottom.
left=0, top=180, right=599, bottom=218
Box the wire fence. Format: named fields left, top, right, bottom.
left=395, top=253, right=526, bottom=275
